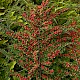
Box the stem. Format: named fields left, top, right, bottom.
left=37, top=29, right=42, bottom=80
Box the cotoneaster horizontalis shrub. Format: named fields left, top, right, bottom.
left=5, top=0, right=80, bottom=80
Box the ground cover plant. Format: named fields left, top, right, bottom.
left=0, top=0, right=80, bottom=80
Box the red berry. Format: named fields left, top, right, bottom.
left=41, top=65, right=45, bottom=69
left=24, top=26, right=29, bottom=30
left=6, top=31, right=10, bottom=35
left=42, top=74, right=47, bottom=79
left=47, top=53, right=51, bottom=57
left=22, top=12, right=26, bottom=18
left=49, top=69, right=54, bottom=73
left=37, top=5, right=42, bottom=9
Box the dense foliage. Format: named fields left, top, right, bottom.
left=0, top=0, right=80, bottom=80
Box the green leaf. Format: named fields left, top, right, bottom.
left=0, top=49, right=8, bottom=57
left=11, top=16, right=17, bottom=20
left=0, top=58, right=6, bottom=65
left=17, top=16, right=22, bottom=19
left=0, top=12, right=5, bottom=16
left=9, top=61, right=16, bottom=70
left=18, top=19, right=23, bottom=22
left=67, top=11, right=77, bottom=15
left=13, top=76, right=19, bottom=80
left=35, top=0, right=42, bottom=5
left=55, top=7, right=63, bottom=11
left=10, top=11, right=15, bottom=17
left=0, top=40, right=8, bottom=45
left=8, top=78, right=10, bottom=80
left=78, top=38, right=80, bottom=42
left=24, top=22, right=28, bottom=25
left=0, top=7, right=5, bottom=9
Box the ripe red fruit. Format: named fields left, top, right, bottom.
left=55, top=50, right=60, bottom=56
left=22, top=12, right=27, bottom=18
left=6, top=31, right=10, bottom=35
left=41, top=65, right=45, bottom=69
left=49, top=69, right=54, bottom=73
left=42, top=74, right=47, bottom=79
left=37, top=5, right=42, bottom=9
left=47, top=53, right=51, bottom=57
left=24, top=26, right=30, bottom=30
